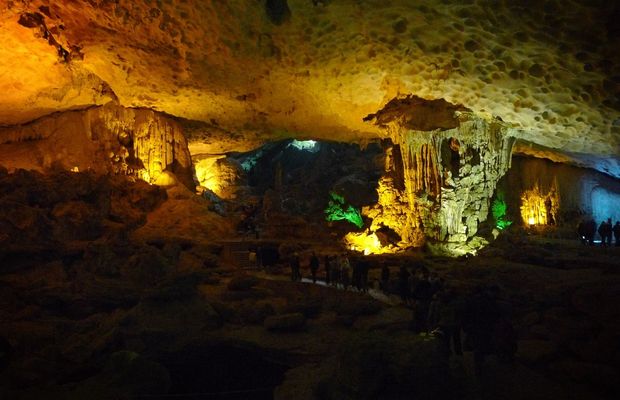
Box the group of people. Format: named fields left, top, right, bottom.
left=290, top=252, right=372, bottom=292
left=578, top=218, right=620, bottom=246
left=395, top=264, right=516, bottom=375
left=288, top=251, right=516, bottom=376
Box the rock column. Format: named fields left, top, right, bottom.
left=365, top=96, right=515, bottom=248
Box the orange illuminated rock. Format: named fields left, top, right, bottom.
left=0, top=0, right=617, bottom=175
left=0, top=103, right=193, bottom=188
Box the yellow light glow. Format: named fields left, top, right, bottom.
left=344, top=230, right=397, bottom=255
left=345, top=231, right=381, bottom=255
left=194, top=156, right=230, bottom=198
left=520, top=182, right=559, bottom=226
left=138, top=169, right=151, bottom=183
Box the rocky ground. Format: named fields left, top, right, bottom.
left=0, top=170, right=619, bottom=399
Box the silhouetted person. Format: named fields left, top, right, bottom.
left=598, top=220, right=606, bottom=245
left=545, top=197, right=555, bottom=225
left=340, top=254, right=351, bottom=289
left=577, top=220, right=587, bottom=245
left=428, top=272, right=443, bottom=297
left=331, top=261, right=341, bottom=288
left=290, top=254, right=301, bottom=282
left=352, top=258, right=362, bottom=291
left=493, top=317, right=517, bottom=364
left=360, top=259, right=370, bottom=293
left=463, top=286, right=501, bottom=377
left=398, top=265, right=411, bottom=304
left=256, top=246, right=263, bottom=269
left=598, top=219, right=612, bottom=247
left=324, top=255, right=332, bottom=285
left=341, top=260, right=350, bottom=289
left=412, top=268, right=433, bottom=332
left=604, top=218, right=613, bottom=246
left=613, top=221, right=620, bottom=247
left=380, top=264, right=390, bottom=293
left=427, top=288, right=463, bottom=357
left=309, top=252, right=319, bottom=284
left=0, top=336, right=12, bottom=371
left=585, top=219, right=597, bottom=245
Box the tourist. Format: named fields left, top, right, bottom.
left=411, top=267, right=433, bottom=332
left=585, top=218, right=597, bottom=246
left=463, top=286, right=501, bottom=377
left=360, top=259, right=370, bottom=293
left=0, top=336, right=12, bottom=371
left=398, top=265, right=411, bottom=305
left=324, top=255, right=331, bottom=285
left=331, top=257, right=341, bottom=288
left=604, top=218, right=613, bottom=246
left=577, top=220, right=587, bottom=245
left=427, top=287, right=463, bottom=357
left=428, top=271, right=443, bottom=297
left=598, top=219, right=612, bottom=247
left=290, top=253, right=301, bottom=282
left=309, top=251, right=319, bottom=283
left=380, top=264, right=390, bottom=293
left=493, top=316, right=517, bottom=364
left=352, top=257, right=362, bottom=291
left=256, top=246, right=263, bottom=269
left=341, top=255, right=351, bottom=289
left=613, top=221, right=620, bottom=247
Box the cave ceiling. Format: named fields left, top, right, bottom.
left=0, top=0, right=619, bottom=176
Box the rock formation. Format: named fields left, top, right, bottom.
left=0, top=103, right=194, bottom=188
left=501, top=156, right=620, bottom=226
left=363, top=96, right=515, bottom=251
left=0, top=0, right=617, bottom=177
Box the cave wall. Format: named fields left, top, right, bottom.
left=0, top=103, right=194, bottom=188
left=500, top=156, right=620, bottom=226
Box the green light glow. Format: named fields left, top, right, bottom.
left=492, top=196, right=512, bottom=230
left=324, top=192, right=363, bottom=228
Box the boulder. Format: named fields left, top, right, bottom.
left=264, top=313, right=306, bottom=332
left=227, top=275, right=259, bottom=291
left=520, top=311, right=541, bottom=327
left=331, top=297, right=382, bottom=317
left=571, top=281, right=620, bottom=324
left=121, top=246, right=172, bottom=286
left=51, top=200, right=103, bottom=240
left=550, top=360, right=620, bottom=394
left=320, top=332, right=456, bottom=400
left=516, top=339, right=558, bottom=363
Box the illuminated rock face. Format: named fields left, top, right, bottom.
left=193, top=155, right=244, bottom=200
left=365, top=97, right=515, bottom=246
left=520, top=182, right=560, bottom=226
left=0, top=0, right=618, bottom=177
left=501, top=156, right=620, bottom=226
left=0, top=103, right=193, bottom=188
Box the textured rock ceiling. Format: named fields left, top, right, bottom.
left=1, top=0, right=619, bottom=174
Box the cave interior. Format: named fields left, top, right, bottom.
left=1, top=1, right=620, bottom=399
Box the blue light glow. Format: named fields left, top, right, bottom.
left=591, top=186, right=620, bottom=225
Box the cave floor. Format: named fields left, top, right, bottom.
left=1, top=230, right=618, bottom=399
